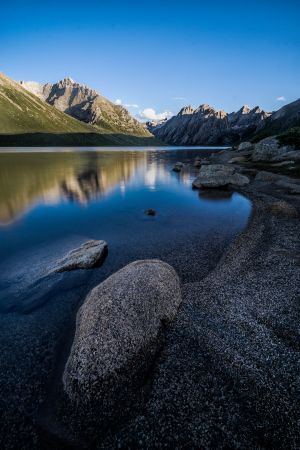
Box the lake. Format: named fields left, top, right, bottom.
left=0, top=146, right=251, bottom=447
left=0, top=146, right=250, bottom=279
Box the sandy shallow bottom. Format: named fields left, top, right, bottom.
left=0, top=208, right=250, bottom=449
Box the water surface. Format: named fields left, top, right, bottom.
left=0, top=146, right=249, bottom=275
left=0, top=146, right=251, bottom=447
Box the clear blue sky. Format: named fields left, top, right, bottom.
left=1, top=0, right=299, bottom=120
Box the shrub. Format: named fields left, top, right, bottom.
left=277, top=127, right=300, bottom=149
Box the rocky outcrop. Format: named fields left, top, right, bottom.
left=51, top=240, right=107, bottom=272
left=63, top=260, right=181, bottom=405
left=254, top=98, right=300, bottom=139
left=192, top=164, right=250, bottom=188
left=237, top=141, right=254, bottom=151
left=150, top=103, right=270, bottom=145
left=251, top=137, right=292, bottom=162
left=19, top=77, right=151, bottom=137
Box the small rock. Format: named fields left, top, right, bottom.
left=51, top=240, right=108, bottom=272
left=194, top=159, right=202, bottom=168
left=172, top=162, right=184, bottom=172
left=255, top=171, right=279, bottom=182
left=144, top=208, right=156, bottom=216
left=237, top=142, right=254, bottom=151
left=200, top=159, right=211, bottom=165
left=269, top=201, right=298, bottom=218
left=271, top=161, right=295, bottom=167
left=281, top=150, right=300, bottom=161
left=275, top=180, right=300, bottom=195
left=228, top=156, right=247, bottom=164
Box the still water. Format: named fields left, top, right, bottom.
left=0, top=147, right=251, bottom=447
left=0, top=146, right=251, bottom=285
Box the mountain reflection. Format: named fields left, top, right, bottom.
left=0, top=151, right=147, bottom=225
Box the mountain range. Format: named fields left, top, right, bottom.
left=0, top=73, right=154, bottom=146
left=148, top=100, right=300, bottom=145
left=0, top=71, right=299, bottom=147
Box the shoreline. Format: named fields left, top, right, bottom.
left=95, top=172, right=300, bottom=448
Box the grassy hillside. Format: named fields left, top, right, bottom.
left=0, top=73, right=159, bottom=146
left=0, top=73, right=97, bottom=134
left=89, top=96, right=151, bottom=137
left=0, top=132, right=161, bottom=147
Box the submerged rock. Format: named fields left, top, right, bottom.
left=63, top=259, right=181, bottom=405
left=144, top=208, right=156, bottom=216
left=51, top=240, right=108, bottom=272
left=192, top=164, right=250, bottom=189
left=172, top=162, right=184, bottom=172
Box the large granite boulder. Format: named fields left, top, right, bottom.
left=51, top=240, right=108, bottom=272
left=192, top=164, right=250, bottom=189
left=63, top=260, right=181, bottom=405
left=251, top=137, right=291, bottom=162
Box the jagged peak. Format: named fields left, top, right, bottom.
left=178, top=105, right=194, bottom=116
left=54, top=77, right=99, bottom=97
left=250, top=105, right=263, bottom=114
left=194, top=104, right=220, bottom=115
left=63, top=76, right=75, bottom=84
left=238, top=105, right=251, bottom=114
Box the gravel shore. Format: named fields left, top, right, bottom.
left=98, top=180, right=300, bottom=449
left=1, top=165, right=300, bottom=449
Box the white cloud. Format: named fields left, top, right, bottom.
left=276, top=96, right=286, bottom=101
left=125, top=103, right=139, bottom=108
left=172, top=96, right=185, bottom=100
left=139, top=108, right=173, bottom=121
left=115, top=99, right=139, bottom=108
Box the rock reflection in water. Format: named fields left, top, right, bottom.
left=0, top=151, right=145, bottom=224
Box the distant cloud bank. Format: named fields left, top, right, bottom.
left=138, top=108, right=173, bottom=121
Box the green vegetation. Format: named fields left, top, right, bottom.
left=0, top=73, right=159, bottom=146
left=277, top=127, right=300, bottom=149
left=253, top=98, right=300, bottom=142
left=0, top=132, right=160, bottom=147
left=0, top=73, right=97, bottom=134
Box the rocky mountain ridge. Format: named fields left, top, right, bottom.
left=149, top=103, right=271, bottom=145
left=20, top=77, right=150, bottom=137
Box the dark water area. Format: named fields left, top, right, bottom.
left=0, top=146, right=251, bottom=448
